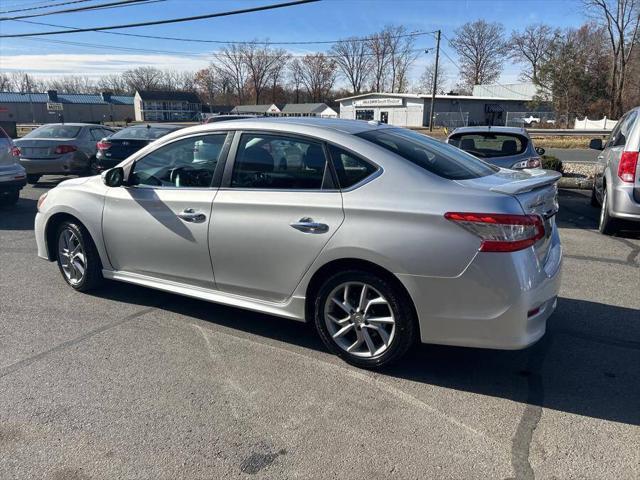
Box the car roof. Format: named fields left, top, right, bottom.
left=36, top=123, right=100, bottom=127
left=449, top=126, right=528, bottom=136
left=124, top=123, right=182, bottom=129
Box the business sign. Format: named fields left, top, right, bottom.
left=353, top=97, right=403, bottom=107
left=47, top=102, right=64, bottom=111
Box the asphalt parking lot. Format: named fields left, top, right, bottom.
left=1, top=178, right=639, bottom=480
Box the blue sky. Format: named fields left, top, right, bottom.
left=0, top=0, right=588, bottom=88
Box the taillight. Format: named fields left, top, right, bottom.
left=445, top=212, right=545, bottom=252
left=618, top=151, right=638, bottom=183
left=54, top=145, right=77, bottom=155
left=512, top=157, right=541, bottom=169
left=10, top=146, right=20, bottom=157
left=96, top=140, right=111, bottom=151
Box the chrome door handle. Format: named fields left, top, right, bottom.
left=290, top=217, right=329, bottom=234
left=177, top=208, right=206, bottom=223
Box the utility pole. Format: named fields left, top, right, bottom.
left=428, top=29, right=441, bottom=132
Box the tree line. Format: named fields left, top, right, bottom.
left=1, top=0, right=638, bottom=119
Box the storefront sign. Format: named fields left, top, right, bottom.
left=353, top=97, right=403, bottom=107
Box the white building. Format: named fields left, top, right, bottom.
left=134, top=90, right=201, bottom=122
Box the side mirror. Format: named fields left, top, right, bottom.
left=589, top=138, right=604, bottom=150
left=102, top=167, right=125, bottom=187
left=535, top=146, right=546, bottom=156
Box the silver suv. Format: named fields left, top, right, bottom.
left=589, top=106, right=640, bottom=235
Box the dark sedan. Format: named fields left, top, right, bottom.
left=93, top=124, right=183, bottom=173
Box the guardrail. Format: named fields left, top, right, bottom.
left=526, top=129, right=610, bottom=136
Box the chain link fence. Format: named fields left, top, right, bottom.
left=433, top=111, right=469, bottom=129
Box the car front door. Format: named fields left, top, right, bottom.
left=210, top=131, right=345, bottom=302
left=102, top=132, right=230, bottom=288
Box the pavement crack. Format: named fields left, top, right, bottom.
left=0, top=306, right=156, bottom=380
left=510, top=336, right=553, bottom=480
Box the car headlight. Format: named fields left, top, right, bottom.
left=37, top=192, right=48, bottom=212
left=512, top=157, right=542, bottom=169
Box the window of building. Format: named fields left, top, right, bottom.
left=355, top=109, right=374, bottom=121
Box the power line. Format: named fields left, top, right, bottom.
left=0, top=0, right=320, bottom=38
left=9, top=18, right=435, bottom=46
left=0, top=0, right=162, bottom=21
left=0, top=0, right=97, bottom=15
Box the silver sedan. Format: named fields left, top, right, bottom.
left=34, top=118, right=562, bottom=368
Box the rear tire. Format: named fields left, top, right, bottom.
left=598, top=189, right=619, bottom=235
left=0, top=190, right=19, bottom=206
left=26, top=174, right=41, bottom=185
left=55, top=220, right=103, bottom=292
left=313, top=270, right=417, bottom=369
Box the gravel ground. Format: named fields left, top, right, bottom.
left=1, top=178, right=639, bottom=480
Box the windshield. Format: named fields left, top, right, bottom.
left=111, top=126, right=175, bottom=140
left=449, top=132, right=528, bottom=158
left=357, top=128, right=498, bottom=180
left=24, top=125, right=81, bottom=139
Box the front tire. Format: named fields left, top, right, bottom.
left=27, top=174, right=41, bottom=185
left=598, top=188, right=619, bottom=235
left=313, top=270, right=417, bottom=369
left=55, top=221, right=103, bottom=291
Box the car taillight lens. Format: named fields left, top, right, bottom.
left=512, top=157, right=541, bottom=169
left=445, top=212, right=545, bottom=252
left=96, top=140, right=111, bottom=151
left=54, top=145, right=77, bottom=154
left=10, top=146, right=20, bottom=157
left=618, top=151, right=639, bottom=183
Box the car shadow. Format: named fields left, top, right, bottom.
left=0, top=197, right=38, bottom=230
left=90, top=282, right=640, bottom=426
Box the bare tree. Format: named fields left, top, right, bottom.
left=585, top=0, right=640, bottom=117
left=122, top=67, right=164, bottom=92
left=289, top=58, right=305, bottom=103
left=194, top=66, right=222, bottom=104
left=7, top=71, right=44, bottom=93
left=96, top=74, right=130, bottom=94
left=0, top=72, right=11, bottom=91
left=214, top=44, right=249, bottom=104
left=44, top=75, right=96, bottom=94
left=387, top=25, right=418, bottom=92
left=416, top=61, right=448, bottom=94
left=449, top=20, right=508, bottom=88
left=241, top=42, right=289, bottom=104
left=267, top=51, right=291, bottom=103
left=330, top=37, right=372, bottom=94
left=509, top=24, right=559, bottom=83
left=368, top=30, right=392, bottom=92
left=296, top=54, right=337, bottom=102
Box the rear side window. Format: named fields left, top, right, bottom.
left=449, top=133, right=527, bottom=158
left=24, top=125, right=81, bottom=139
left=112, top=126, right=176, bottom=140
left=357, top=128, right=498, bottom=180
left=328, top=144, right=377, bottom=188
left=231, top=133, right=333, bottom=190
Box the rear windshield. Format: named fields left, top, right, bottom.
left=111, top=126, right=175, bottom=140
left=24, top=125, right=81, bottom=139
left=357, top=128, right=498, bottom=180
left=449, top=132, right=527, bottom=158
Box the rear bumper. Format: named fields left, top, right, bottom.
left=610, top=182, right=640, bottom=221
left=0, top=164, right=27, bottom=191
left=399, top=232, right=562, bottom=350
left=20, top=153, right=88, bottom=175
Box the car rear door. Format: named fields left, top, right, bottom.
left=102, top=132, right=231, bottom=288
left=209, top=131, right=344, bottom=302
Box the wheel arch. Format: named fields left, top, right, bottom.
left=304, top=257, right=419, bottom=332
left=44, top=212, right=84, bottom=261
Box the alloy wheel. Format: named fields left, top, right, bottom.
left=324, top=282, right=396, bottom=358
left=58, top=228, right=87, bottom=286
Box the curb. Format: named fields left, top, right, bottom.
left=558, top=177, right=593, bottom=189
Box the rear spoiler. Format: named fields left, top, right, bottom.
left=489, top=169, right=561, bottom=195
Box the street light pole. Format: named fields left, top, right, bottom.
left=428, top=29, right=441, bottom=132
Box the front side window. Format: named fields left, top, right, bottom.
left=130, top=134, right=226, bottom=188
left=448, top=133, right=527, bottom=158
left=328, top=144, right=378, bottom=188
left=231, top=133, right=331, bottom=190
left=358, top=128, right=498, bottom=180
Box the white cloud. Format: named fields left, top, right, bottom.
left=0, top=54, right=210, bottom=77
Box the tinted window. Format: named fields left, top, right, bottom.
left=112, top=126, right=178, bottom=140
left=449, top=132, right=527, bottom=158
left=89, top=128, right=105, bottom=141
left=130, top=134, right=226, bottom=188
left=611, top=112, right=637, bottom=147
left=24, top=125, right=81, bottom=139
left=231, top=133, right=331, bottom=190
left=357, top=128, right=498, bottom=180
left=328, top=144, right=377, bottom=188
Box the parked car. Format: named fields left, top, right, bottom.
left=589, top=106, right=640, bottom=234
left=94, top=124, right=183, bottom=174
left=205, top=115, right=259, bottom=123
left=447, top=126, right=545, bottom=170
left=34, top=118, right=562, bottom=368
left=14, top=123, right=115, bottom=184
left=0, top=127, right=26, bottom=205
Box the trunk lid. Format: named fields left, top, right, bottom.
left=102, top=138, right=149, bottom=161
left=14, top=138, right=76, bottom=159
left=456, top=168, right=561, bottom=260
